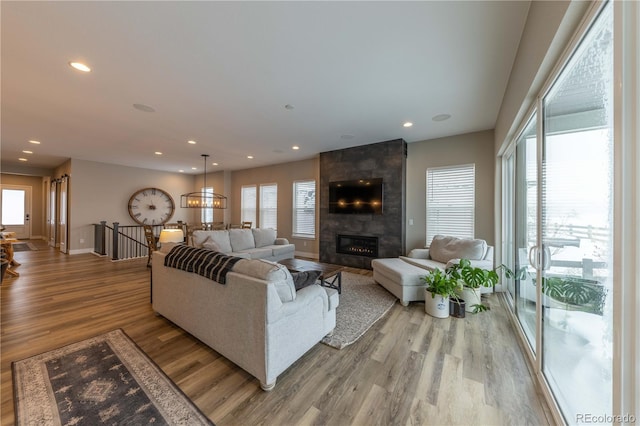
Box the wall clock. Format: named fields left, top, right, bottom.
left=128, top=187, right=175, bottom=225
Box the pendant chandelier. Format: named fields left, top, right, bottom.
left=180, top=154, right=227, bottom=209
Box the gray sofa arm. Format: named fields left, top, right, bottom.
left=407, top=248, right=431, bottom=259
left=267, top=284, right=330, bottom=324
left=275, top=238, right=290, bottom=245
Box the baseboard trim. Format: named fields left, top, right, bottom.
left=68, top=248, right=95, bottom=255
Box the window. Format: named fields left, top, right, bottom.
left=259, top=184, right=277, bottom=229
left=200, top=187, right=213, bottom=223
left=426, top=164, right=475, bottom=243
left=292, top=180, right=316, bottom=238
left=241, top=185, right=256, bottom=226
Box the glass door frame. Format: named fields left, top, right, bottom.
left=500, top=0, right=638, bottom=423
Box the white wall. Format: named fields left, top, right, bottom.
left=67, top=159, right=194, bottom=252
left=405, top=130, right=495, bottom=252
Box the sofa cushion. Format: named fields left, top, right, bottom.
left=207, top=231, right=233, bottom=253
left=229, top=229, right=256, bottom=252
left=371, top=258, right=426, bottom=287
left=429, top=235, right=487, bottom=263
left=291, top=270, right=322, bottom=291
left=202, top=239, right=222, bottom=252
left=192, top=230, right=233, bottom=253
left=399, top=256, right=444, bottom=272
left=237, top=247, right=274, bottom=259
left=232, top=259, right=296, bottom=302
left=252, top=228, right=277, bottom=248
left=271, top=244, right=295, bottom=257
left=192, top=230, right=211, bottom=248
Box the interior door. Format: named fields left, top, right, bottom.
left=58, top=176, right=68, bottom=254
left=49, top=180, right=58, bottom=247
left=1, top=185, right=32, bottom=239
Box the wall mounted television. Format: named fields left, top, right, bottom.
left=329, top=178, right=383, bottom=214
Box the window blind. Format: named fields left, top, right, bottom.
left=292, top=180, right=316, bottom=237
left=426, top=164, right=475, bottom=244
left=259, top=184, right=278, bottom=229
left=241, top=185, right=256, bottom=226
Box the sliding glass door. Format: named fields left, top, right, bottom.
left=503, top=2, right=614, bottom=423
left=504, top=116, right=538, bottom=352
left=541, top=3, right=613, bottom=419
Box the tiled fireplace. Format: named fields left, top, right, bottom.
left=319, top=139, right=406, bottom=269
left=336, top=234, right=379, bottom=258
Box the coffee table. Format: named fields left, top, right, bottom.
left=279, top=258, right=344, bottom=294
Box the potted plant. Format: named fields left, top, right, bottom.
left=446, top=259, right=503, bottom=313
left=421, top=268, right=461, bottom=318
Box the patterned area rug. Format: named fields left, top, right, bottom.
left=12, top=329, right=213, bottom=426
left=322, top=272, right=397, bottom=349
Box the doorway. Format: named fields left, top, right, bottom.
left=1, top=185, right=32, bottom=239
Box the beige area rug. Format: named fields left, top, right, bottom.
left=322, top=272, right=397, bottom=349
left=12, top=329, right=214, bottom=426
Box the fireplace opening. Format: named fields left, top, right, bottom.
left=336, top=234, right=379, bottom=258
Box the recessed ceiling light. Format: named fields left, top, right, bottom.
left=403, top=122, right=413, bottom=128
left=155, top=151, right=163, bottom=155
left=29, top=140, right=41, bottom=144
left=284, top=104, right=295, bottom=110
left=22, top=150, right=33, bottom=154
left=292, top=145, right=300, bottom=150
left=432, top=114, right=452, bottom=122
left=247, top=155, right=254, bottom=159
left=69, top=61, right=91, bottom=72
left=188, top=140, right=197, bottom=145
left=212, top=162, right=219, bottom=166
left=191, top=167, right=197, bottom=170
left=133, top=103, right=156, bottom=113
left=18, top=158, right=28, bottom=162
left=179, top=170, right=184, bottom=173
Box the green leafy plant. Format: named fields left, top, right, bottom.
left=541, top=276, right=607, bottom=316
left=472, top=303, right=490, bottom=313
left=445, top=259, right=516, bottom=313
left=446, top=259, right=500, bottom=289
left=421, top=267, right=461, bottom=298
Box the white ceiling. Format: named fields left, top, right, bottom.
left=1, top=1, right=530, bottom=175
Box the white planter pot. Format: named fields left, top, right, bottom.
left=424, top=290, right=450, bottom=318
left=459, top=287, right=482, bottom=312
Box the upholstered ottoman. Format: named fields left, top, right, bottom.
left=371, top=258, right=429, bottom=306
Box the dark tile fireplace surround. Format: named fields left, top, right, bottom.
left=336, top=234, right=379, bottom=258
left=319, top=139, right=406, bottom=269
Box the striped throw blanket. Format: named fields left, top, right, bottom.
left=164, top=245, right=243, bottom=284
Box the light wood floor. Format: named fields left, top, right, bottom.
left=1, top=241, right=551, bottom=425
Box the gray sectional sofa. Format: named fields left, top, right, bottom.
left=152, top=251, right=338, bottom=390
left=191, top=228, right=295, bottom=261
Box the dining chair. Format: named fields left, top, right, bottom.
left=143, top=225, right=158, bottom=267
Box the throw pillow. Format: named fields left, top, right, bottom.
left=291, top=270, right=322, bottom=291
left=202, top=239, right=222, bottom=252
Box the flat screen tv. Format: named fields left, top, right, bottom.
left=329, top=178, right=383, bottom=214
